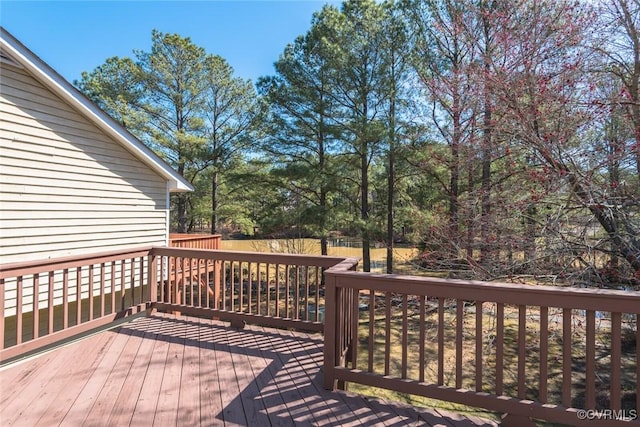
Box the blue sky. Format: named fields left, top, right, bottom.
left=1, top=1, right=340, bottom=84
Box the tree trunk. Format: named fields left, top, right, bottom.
left=449, top=53, right=462, bottom=257
left=387, top=75, right=396, bottom=274
left=387, top=138, right=395, bottom=274
left=450, top=96, right=461, bottom=257
left=211, top=170, right=218, bottom=234
left=480, top=10, right=493, bottom=269
left=361, top=142, right=371, bottom=272
left=319, top=124, right=329, bottom=257
left=543, top=149, right=640, bottom=273
left=466, top=158, right=475, bottom=259
left=176, top=163, right=187, bottom=233
left=524, top=204, right=537, bottom=268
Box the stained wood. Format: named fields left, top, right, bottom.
left=0, top=314, right=499, bottom=427
left=128, top=321, right=170, bottom=425
left=198, top=319, right=225, bottom=426
left=214, top=324, right=247, bottom=425
left=241, top=326, right=292, bottom=427
left=153, top=317, right=187, bottom=426
left=1, top=330, right=114, bottom=426
left=107, top=317, right=157, bottom=426
left=57, top=325, right=132, bottom=426
left=36, top=329, right=122, bottom=425
left=227, top=327, right=271, bottom=426
left=177, top=319, right=201, bottom=426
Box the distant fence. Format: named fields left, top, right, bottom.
left=168, top=233, right=221, bottom=250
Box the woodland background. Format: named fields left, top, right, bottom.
left=77, top=0, right=640, bottom=287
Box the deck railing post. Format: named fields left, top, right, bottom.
left=323, top=271, right=338, bottom=391
left=149, top=253, right=158, bottom=304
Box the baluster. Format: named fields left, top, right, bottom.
left=285, top=265, right=290, bottom=318
left=295, top=266, right=300, bottom=320
left=257, top=262, right=262, bottom=316
left=351, top=289, right=358, bottom=369
left=33, top=274, right=40, bottom=339
left=77, top=267, right=83, bottom=325
left=110, top=261, right=117, bottom=311
left=63, top=269, right=69, bottom=329
left=120, top=259, right=126, bottom=310
left=385, top=291, right=392, bottom=376
left=539, top=306, right=548, bottom=403
left=496, top=303, right=504, bottom=395
left=48, top=271, right=54, bottom=334
left=585, top=309, right=595, bottom=409
left=100, top=263, right=105, bottom=317
left=129, top=258, right=136, bottom=307
left=266, top=263, right=271, bottom=317
left=304, top=266, right=309, bottom=321
left=368, top=291, right=375, bottom=373
left=16, top=276, right=23, bottom=345
left=248, top=262, right=253, bottom=314
left=419, top=295, right=426, bottom=383
left=89, top=264, right=94, bottom=320
left=230, top=261, right=235, bottom=311
left=611, top=312, right=621, bottom=411
left=476, top=301, right=483, bottom=392
left=456, top=299, right=463, bottom=389
left=438, top=297, right=445, bottom=386
left=402, top=294, right=408, bottom=379
left=562, top=308, right=572, bottom=407
left=518, top=305, right=526, bottom=399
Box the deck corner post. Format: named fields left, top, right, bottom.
left=323, top=270, right=338, bottom=391
left=149, top=253, right=158, bottom=303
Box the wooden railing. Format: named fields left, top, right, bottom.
left=2, top=245, right=638, bottom=425
left=0, top=247, right=153, bottom=361
left=168, top=233, right=221, bottom=250
left=149, top=246, right=353, bottom=332
left=0, top=246, right=352, bottom=361
left=323, top=270, right=640, bottom=426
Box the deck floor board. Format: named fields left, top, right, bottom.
left=0, top=313, right=499, bottom=427
left=107, top=317, right=157, bottom=426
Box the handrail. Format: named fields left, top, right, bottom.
left=0, top=247, right=153, bottom=279
left=153, top=246, right=348, bottom=268
left=329, top=271, right=640, bottom=312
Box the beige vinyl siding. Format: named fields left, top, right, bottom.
left=0, top=62, right=170, bottom=264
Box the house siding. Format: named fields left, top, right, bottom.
left=0, top=62, right=169, bottom=264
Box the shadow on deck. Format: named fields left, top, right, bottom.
left=0, top=313, right=498, bottom=426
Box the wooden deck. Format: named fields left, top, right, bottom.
left=0, top=313, right=499, bottom=427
